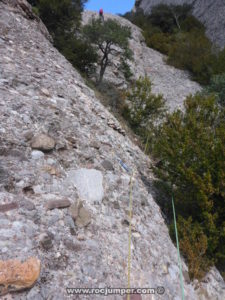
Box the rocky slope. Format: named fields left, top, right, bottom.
left=0, top=1, right=225, bottom=299
left=133, top=0, right=225, bottom=49
left=83, top=11, right=201, bottom=112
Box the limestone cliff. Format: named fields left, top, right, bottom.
left=133, top=0, right=225, bottom=49
left=0, top=1, right=225, bottom=299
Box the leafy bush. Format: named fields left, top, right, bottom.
left=145, top=32, right=173, bottom=55
left=119, top=59, right=133, bottom=81
left=212, top=47, right=225, bottom=75
left=152, top=94, right=225, bottom=278
left=180, top=15, right=205, bottom=32
left=172, top=216, right=212, bottom=279
left=28, top=0, right=97, bottom=75
left=37, top=0, right=86, bottom=33
left=124, top=77, right=166, bottom=134
left=149, top=3, right=192, bottom=33
left=57, top=36, right=98, bottom=75
left=203, top=73, right=225, bottom=107
left=167, top=30, right=214, bottom=84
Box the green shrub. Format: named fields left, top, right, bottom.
left=145, top=32, right=173, bottom=55
left=203, top=73, right=225, bottom=107
left=149, top=4, right=192, bottom=33
left=152, top=93, right=225, bottom=277
left=31, top=6, right=39, bottom=16
left=28, top=0, right=97, bottom=75
left=37, top=0, right=86, bottom=34
left=119, top=59, right=133, bottom=81
left=212, top=47, right=225, bottom=75
left=171, top=216, right=212, bottom=279
left=124, top=77, right=166, bottom=133
left=57, top=36, right=98, bottom=75
left=180, top=15, right=205, bottom=32
left=167, top=31, right=214, bottom=84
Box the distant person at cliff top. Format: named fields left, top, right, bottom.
left=99, top=8, right=104, bottom=22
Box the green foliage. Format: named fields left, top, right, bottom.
left=119, top=59, right=133, bottom=81
left=83, top=18, right=132, bottom=84
left=124, top=5, right=225, bottom=85
left=167, top=31, right=214, bottom=84
left=171, top=216, right=212, bottom=279
left=84, top=18, right=131, bottom=49
left=37, top=0, right=86, bottom=34
left=149, top=3, right=192, bottom=33
left=124, top=77, right=166, bottom=133
left=28, top=0, right=97, bottom=75
left=31, top=6, right=39, bottom=16
left=152, top=94, right=225, bottom=277
left=212, top=47, right=225, bottom=75
left=123, top=10, right=150, bottom=30
left=145, top=32, right=173, bottom=55
left=56, top=35, right=98, bottom=76
left=180, top=15, right=205, bottom=32
left=203, top=73, right=225, bottom=107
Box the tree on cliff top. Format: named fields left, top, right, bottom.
left=83, top=18, right=132, bottom=84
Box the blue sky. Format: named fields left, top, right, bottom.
left=85, top=0, right=135, bottom=15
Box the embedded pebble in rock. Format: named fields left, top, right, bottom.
left=31, top=150, right=45, bottom=160
left=0, top=1, right=224, bottom=299
left=101, top=159, right=114, bottom=171
left=39, top=233, right=53, bottom=251
left=31, top=134, right=55, bottom=152
left=45, top=199, right=71, bottom=210
left=0, top=258, right=41, bottom=296
left=69, top=201, right=92, bottom=227
left=63, top=239, right=82, bottom=251
left=0, top=202, right=18, bottom=213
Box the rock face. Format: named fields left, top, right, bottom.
left=0, top=1, right=224, bottom=299
left=83, top=11, right=201, bottom=112
left=0, top=258, right=41, bottom=295
left=133, top=0, right=225, bottom=49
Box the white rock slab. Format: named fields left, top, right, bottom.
left=67, top=169, right=104, bottom=203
